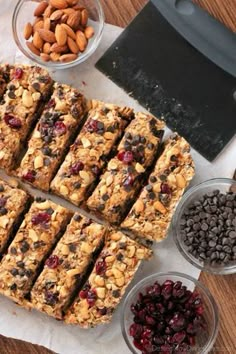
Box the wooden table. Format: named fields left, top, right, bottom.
left=1, top=1, right=236, bottom=353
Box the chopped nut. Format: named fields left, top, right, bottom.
left=135, top=163, right=145, bottom=173
left=81, top=242, right=93, bottom=254
left=0, top=217, right=9, bottom=229
left=22, top=90, right=33, bottom=108
left=153, top=182, right=161, bottom=193
left=127, top=245, right=136, bottom=258
left=106, top=175, right=113, bottom=187
left=134, top=200, right=144, bottom=213
left=79, top=171, right=91, bottom=184
left=110, top=232, right=122, bottom=241
left=34, top=155, right=44, bottom=169
left=154, top=200, right=167, bottom=214
left=176, top=174, right=186, bottom=188
left=67, top=268, right=81, bottom=277
left=28, top=229, right=38, bottom=242
left=94, top=275, right=105, bottom=287
left=115, top=276, right=125, bottom=287
left=61, top=244, right=69, bottom=256
left=105, top=255, right=115, bottom=262
left=96, top=287, right=106, bottom=299
left=112, top=268, right=123, bottom=279
left=109, top=160, right=118, bottom=170
left=81, top=137, right=91, bottom=148
left=60, top=185, right=69, bottom=195
left=35, top=200, right=51, bottom=210
left=32, top=92, right=41, bottom=101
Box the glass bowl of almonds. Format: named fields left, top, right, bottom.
left=172, top=178, right=236, bottom=275
left=12, top=0, right=104, bottom=68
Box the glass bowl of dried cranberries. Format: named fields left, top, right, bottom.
left=172, top=178, right=236, bottom=275
left=121, top=272, right=219, bottom=354
left=12, top=0, right=104, bottom=69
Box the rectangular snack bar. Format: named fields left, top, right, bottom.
left=18, top=83, right=88, bottom=191
left=0, top=64, right=11, bottom=100
left=51, top=100, right=134, bottom=205
left=30, top=213, right=107, bottom=319
left=87, top=113, right=165, bottom=224
left=0, top=65, right=53, bottom=170
left=64, top=230, right=152, bottom=327
left=0, top=198, right=71, bottom=304
left=0, top=179, right=29, bottom=256
left=122, top=135, right=195, bottom=242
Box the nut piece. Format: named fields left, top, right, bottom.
left=22, top=90, right=34, bottom=108
left=24, top=22, right=33, bottom=40
left=76, top=30, right=87, bottom=52
left=154, top=200, right=167, bottom=214
left=49, top=0, right=68, bottom=10
left=84, top=26, right=94, bottom=39
left=34, top=155, right=44, bottom=169
left=26, top=41, right=40, bottom=56
left=34, top=1, right=48, bottom=17
left=134, top=199, right=144, bottom=213
left=38, top=29, right=56, bottom=43
left=176, top=174, right=186, bottom=188
left=55, top=24, right=67, bottom=46
left=59, top=53, right=78, bottom=62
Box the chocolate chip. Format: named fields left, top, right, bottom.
left=0, top=207, right=7, bottom=215
left=32, top=82, right=40, bottom=91
left=0, top=184, right=4, bottom=192
left=10, top=283, right=17, bottom=291
left=41, top=147, right=52, bottom=156
left=146, top=184, right=153, bottom=192
left=20, top=240, right=30, bottom=253
left=150, top=176, right=157, bottom=183
left=10, top=247, right=17, bottom=255
left=74, top=182, right=81, bottom=189
left=116, top=253, right=123, bottom=261
left=73, top=214, right=82, bottom=222
left=112, top=290, right=120, bottom=298
left=69, top=243, right=76, bottom=253
left=16, top=261, right=25, bottom=268
left=102, top=194, right=109, bottom=202
left=8, top=91, right=16, bottom=99
left=10, top=268, right=19, bottom=276
left=46, top=207, right=54, bottom=215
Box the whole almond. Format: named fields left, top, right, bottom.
left=73, top=4, right=82, bottom=10
left=60, top=53, right=77, bottom=62
left=84, top=26, right=94, bottom=39
left=80, top=9, right=88, bottom=27
left=76, top=30, right=87, bottom=52
left=67, top=11, right=80, bottom=30
left=43, top=42, right=51, bottom=54
left=43, top=5, right=54, bottom=18
left=43, top=18, right=51, bottom=31
left=33, top=31, right=44, bottom=49
left=61, top=23, right=76, bottom=40
left=34, top=1, right=48, bottom=17
left=40, top=53, right=50, bottom=62
left=55, top=24, right=67, bottom=46
left=67, top=36, right=79, bottom=54
left=50, top=52, right=61, bottom=61
left=51, top=42, right=68, bottom=53
left=26, top=41, right=40, bottom=56
left=33, top=20, right=44, bottom=32
left=63, top=8, right=75, bottom=15
left=66, top=0, right=78, bottom=5
left=38, top=29, right=56, bottom=43
left=61, top=14, right=68, bottom=23
left=50, top=0, right=68, bottom=9
left=50, top=9, right=63, bottom=21
left=24, top=22, right=33, bottom=40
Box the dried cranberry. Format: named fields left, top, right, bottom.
left=95, top=260, right=106, bottom=275
left=4, top=114, right=22, bottom=129
left=45, top=255, right=59, bottom=269
left=31, top=212, right=51, bottom=225
left=70, top=161, right=84, bottom=175
left=129, top=323, right=143, bottom=339
left=172, top=331, right=186, bottom=344
left=85, top=119, right=99, bottom=132
left=46, top=99, right=55, bottom=108
left=169, top=313, right=186, bottom=332
left=22, top=170, right=36, bottom=183
left=45, top=291, right=58, bottom=305
left=13, top=68, right=23, bottom=80
left=0, top=197, right=7, bottom=208
left=87, top=289, right=97, bottom=307
left=117, top=150, right=134, bottom=164
left=54, top=121, right=66, bottom=135
left=161, top=183, right=172, bottom=195
left=123, top=174, right=134, bottom=187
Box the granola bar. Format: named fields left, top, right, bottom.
left=30, top=213, right=107, bottom=319
left=87, top=113, right=165, bottom=224
left=0, top=64, right=11, bottom=100
left=0, top=179, right=29, bottom=256
left=0, top=198, right=71, bottom=304
left=64, top=230, right=152, bottom=327
left=0, top=65, right=53, bottom=170
left=122, top=135, right=195, bottom=242
left=18, top=83, right=88, bottom=191
left=51, top=100, right=134, bottom=205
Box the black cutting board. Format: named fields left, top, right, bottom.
left=96, top=1, right=236, bottom=161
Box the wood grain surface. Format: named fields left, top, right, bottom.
left=1, top=1, right=236, bottom=353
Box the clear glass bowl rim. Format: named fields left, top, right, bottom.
left=12, top=0, right=105, bottom=69
left=172, top=177, right=236, bottom=275
left=120, top=271, right=219, bottom=354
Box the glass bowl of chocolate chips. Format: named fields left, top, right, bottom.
left=172, top=178, right=236, bottom=275
left=121, top=272, right=219, bottom=354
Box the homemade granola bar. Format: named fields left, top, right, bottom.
left=30, top=214, right=107, bottom=319
left=0, top=64, right=11, bottom=100
left=18, top=83, right=88, bottom=191
left=122, top=135, right=195, bottom=242
left=0, top=179, right=29, bottom=256
left=0, top=65, right=53, bottom=170
left=65, top=230, right=152, bottom=327
left=0, top=198, right=71, bottom=304
left=87, top=113, right=165, bottom=224
left=51, top=100, right=134, bottom=205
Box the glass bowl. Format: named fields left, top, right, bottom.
left=121, top=272, right=219, bottom=354
left=12, top=0, right=104, bottom=69
left=172, top=178, right=236, bottom=275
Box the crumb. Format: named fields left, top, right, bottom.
left=82, top=81, right=87, bottom=86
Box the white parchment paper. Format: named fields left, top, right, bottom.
left=0, top=2, right=235, bottom=353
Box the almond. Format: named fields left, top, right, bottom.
left=50, top=9, right=63, bottom=21
left=43, top=5, right=54, bottom=18
left=61, top=14, right=68, bottom=23
left=75, top=30, right=87, bottom=52
left=67, top=11, right=80, bottom=30
left=43, top=18, right=51, bottom=31
left=33, top=20, right=44, bottom=33
left=38, top=29, right=56, bottom=43
left=34, top=1, right=48, bottom=17
left=66, top=0, right=78, bottom=5
left=24, top=22, right=33, bottom=40
left=67, top=36, right=79, bottom=54
left=50, top=52, right=61, bottom=61
left=63, top=8, right=75, bottom=15
left=61, top=23, right=76, bottom=40
left=84, top=26, right=94, bottom=39
left=51, top=42, right=68, bottom=53
left=80, top=9, right=88, bottom=26
left=60, top=53, right=77, bottom=62
left=43, top=42, right=51, bottom=54
left=55, top=24, right=67, bottom=46
left=49, top=0, right=68, bottom=9
left=33, top=31, right=44, bottom=50
left=26, top=41, right=40, bottom=56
